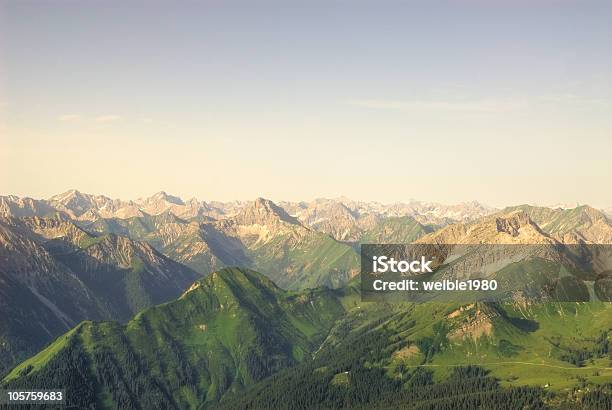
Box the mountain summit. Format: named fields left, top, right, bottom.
left=233, top=197, right=301, bottom=226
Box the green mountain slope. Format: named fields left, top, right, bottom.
left=3, top=264, right=611, bottom=408
left=2, top=268, right=347, bottom=407
left=221, top=300, right=612, bottom=409
left=244, top=228, right=359, bottom=290
left=360, top=216, right=432, bottom=244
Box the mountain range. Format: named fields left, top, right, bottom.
left=1, top=190, right=494, bottom=236
left=1, top=191, right=611, bottom=408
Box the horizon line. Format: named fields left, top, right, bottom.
left=1, top=189, right=602, bottom=211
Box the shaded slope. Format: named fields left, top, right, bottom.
left=0, top=217, right=103, bottom=374
left=57, top=233, right=201, bottom=320
left=18, top=215, right=202, bottom=320
left=0, top=216, right=201, bottom=374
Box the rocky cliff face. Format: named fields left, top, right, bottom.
left=416, top=210, right=556, bottom=245
left=503, top=205, right=612, bottom=244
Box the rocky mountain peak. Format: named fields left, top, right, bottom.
left=416, top=209, right=554, bottom=244
left=494, top=211, right=539, bottom=236
left=150, top=191, right=185, bottom=205
left=49, top=189, right=81, bottom=201
left=235, top=198, right=300, bottom=226
left=48, top=190, right=115, bottom=218
left=49, top=189, right=100, bottom=206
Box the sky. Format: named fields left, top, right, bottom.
left=1, top=0, right=611, bottom=208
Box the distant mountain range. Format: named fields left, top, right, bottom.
left=4, top=189, right=610, bottom=239
left=1, top=191, right=611, bottom=408
left=1, top=190, right=495, bottom=233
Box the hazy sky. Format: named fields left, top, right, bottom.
left=1, top=0, right=611, bottom=207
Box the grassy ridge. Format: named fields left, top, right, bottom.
left=2, top=268, right=347, bottom=407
